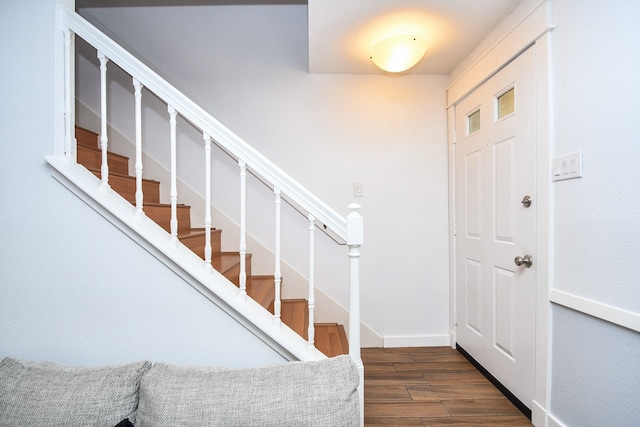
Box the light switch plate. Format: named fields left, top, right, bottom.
left=552, top=152, right=583, bottom=181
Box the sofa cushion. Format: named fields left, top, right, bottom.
left=136, top=355, right=360, bottom=427
left=0, top=357, right=152, bottom=427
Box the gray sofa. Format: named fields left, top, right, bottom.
left=0, top=355, right=360, bottom=427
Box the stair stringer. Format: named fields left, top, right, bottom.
left=45, top=154, right=327, bottom=362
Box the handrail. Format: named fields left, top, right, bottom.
left=58, top=4, right=347, bottom=241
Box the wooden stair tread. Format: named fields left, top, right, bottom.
left=85, top=166, right=160, bottom=184
left=314, top=323, right=349, bottom=357
left=179, top=227, right=221, bottom=238
left=144, top=202, right=189, bottom=208
left=77, top=143, right=130, bottom=160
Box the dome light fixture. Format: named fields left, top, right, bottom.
left=370, top=35, right=429, bottom=73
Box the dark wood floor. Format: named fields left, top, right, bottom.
left=362, top=347, right=533, bottom=426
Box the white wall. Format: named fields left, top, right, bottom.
left=0, top=0, right=285, bottom=369
left=549, top=0, right=640, bottom=425
left=78, top=4, right=451, bottom=346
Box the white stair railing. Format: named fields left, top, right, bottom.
left=97, top=51, right=109, bottom=191
left=133, top=78, right=144, bottom=219
left=307, top=214, right=316, bottom=349
left=56, top=5, right=363, bottom=414
left=203, top=133, right=214, bottom=272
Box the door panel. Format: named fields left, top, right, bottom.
left=455, top=47, right=536, bottom=407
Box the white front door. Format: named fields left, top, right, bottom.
left=454, top=46, right=536, bottom=407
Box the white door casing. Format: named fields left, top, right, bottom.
left=454, top=46, right=536, bottom=407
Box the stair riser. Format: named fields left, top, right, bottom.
left=88, top=170, right=160, bottom=203
left=281, top=299, right=309, bottom=340
left=222, top=260, right=253, bottom=287
left=180, top=231, right=222, bottom=260
left=75, top=127, right=99, bottom=148
left=145, top=205, right=191, bottom=233
left=77, top=145, right=129, bottom=175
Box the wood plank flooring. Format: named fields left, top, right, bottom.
left=362, top=347, right=533, bottom=426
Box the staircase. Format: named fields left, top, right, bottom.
left=75, top=126, right=349, bottom=357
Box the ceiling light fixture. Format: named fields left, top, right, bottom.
left=370, top=35, right=429, bottom=73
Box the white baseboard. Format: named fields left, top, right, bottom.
left=546, top=413, right=567, bottom=427
left=531, top=400, right=546, bottom=427
left=382, top=334, right=450, bottom=348
left=530, top=400, right=567, bottom=427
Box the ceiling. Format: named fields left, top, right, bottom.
left=308, top=0, right=524, bottom=74
left=78, top=0, right=525, bottom=75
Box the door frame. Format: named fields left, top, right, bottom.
left=446, top=1, right=553, bottom=425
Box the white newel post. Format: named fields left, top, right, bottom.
left=133, top=78, right=144, bottom=218
left=97, top=51, right=109, bottom=190
left=238, top=160, right=247, bottom=298
left=307, top=214, right=316, bottom=350
left=273, top=187, right=282, bottom=325
left=346, top=203, right=364, bottom=427
left=203, top=133, right=213, bottom=272
left=168, top=105, right=178, bottom=246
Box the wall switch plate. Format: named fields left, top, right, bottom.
left=353, top=182, right=364, bottom=197
left=552, top=152, right=583, bottom=181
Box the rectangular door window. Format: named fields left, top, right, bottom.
left=468, top=109, right=481, bottom=134
left=497, top=87, right=515, bottom=119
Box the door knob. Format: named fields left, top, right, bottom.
left=521, top=195, right=532, bottom=208
left=514, top=255, right=533, bottom=268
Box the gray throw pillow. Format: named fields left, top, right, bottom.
left=136, top=355, right=360, bottom=427
left=0, top=357, right=152, bottom=427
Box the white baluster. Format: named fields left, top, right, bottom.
left=273, top=187, right=282, bottom=325
left=63, top=28, right=74, bottom=161
left=307, top=214, right=316, bottom=349
left=346, top=203, right=364, bottom=427
left=97, top=51, right=109, bottom=190
left=133, top=78, right=144, bottom=218
left=203, top=133, right=213, bottom=272
left=238, top=160, right=247, bottom=298
left=168, top=105, right=178, bottom=246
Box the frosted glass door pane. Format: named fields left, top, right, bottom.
left=468, top=109, right=481, bottom=134
left=497, top=88, right=515, bottom=118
